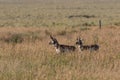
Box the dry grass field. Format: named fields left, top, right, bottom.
left=0, top=0, right=120, bottom=80
left=0, top=26, right=120, bottom=80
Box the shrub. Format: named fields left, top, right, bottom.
left=80, top=27, right=90, bottom=31
left=82, top=22, right=96, bottom=26
left=82, top=22, right=91, bottom=26
left=68, top=15, right=96, bottom=19
left=3, top=33, right=24, bottom=43
left=57, top=30, right=67, bottom=36
left=114, top=22, right=120, bottom=26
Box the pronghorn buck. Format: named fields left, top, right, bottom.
left=76, top=37, right=99, bottom=52
left=49, top=35, right=76, bottom=53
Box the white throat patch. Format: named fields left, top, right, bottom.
left=55, top=48, right=61, bottom=53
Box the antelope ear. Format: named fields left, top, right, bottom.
left=50, top=35, right=54, bottom=40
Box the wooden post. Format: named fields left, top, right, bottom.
left=99, top=20, right=102, bottom=29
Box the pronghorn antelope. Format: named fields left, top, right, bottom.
left=76, top=37, right=99, bottom=52
left=49, top=35, right=76, bottom=53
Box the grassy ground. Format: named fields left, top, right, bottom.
left=0, top=26, right=120, bottom=80
left=0, top=0, right=120, bottom=27
left=0, top=0, right=120, bottom=80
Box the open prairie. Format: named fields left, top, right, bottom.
left=0, top=0, right=120, bottom=80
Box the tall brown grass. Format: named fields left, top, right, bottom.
left=0, top=26, right=120, bottom=80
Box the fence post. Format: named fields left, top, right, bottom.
left=99, top=20, right=102, bottom=29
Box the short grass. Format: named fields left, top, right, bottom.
left=0, top=0, right=120, bottom=27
